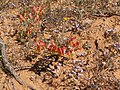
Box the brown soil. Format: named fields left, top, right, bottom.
left=0, top=0, right=120, bottom=90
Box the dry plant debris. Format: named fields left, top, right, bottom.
left=0, top=0, right=120, bottom=90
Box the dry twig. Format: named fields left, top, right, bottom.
left=0, top=38, right=36, bottom=90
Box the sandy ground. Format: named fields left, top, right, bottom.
left=0, top=0, right=120, bottom=90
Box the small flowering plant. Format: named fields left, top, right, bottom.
left=17, top=0, right=81, bottom=59
left=18, top=1, right=44, bottom=41
left=34, top=35, right=80, bottom=59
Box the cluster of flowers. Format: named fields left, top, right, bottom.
left=18, top=2, right=81, bottom=57
left=35, top=36, right=80, bottom=56
left=19, top=3, right=43, bottom=37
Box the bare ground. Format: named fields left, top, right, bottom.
left=0, top=0, right=120, bottom=90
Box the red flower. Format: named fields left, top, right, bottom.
left=69, top=36, right=76, bottom=44
left=39, top=40, right=46, bottom=46
left=67, top=50, right=73, bottom=55
left=37, top=43, right=40, bottom=50
left=47, top=43, right=57, bottom=51
left=56, top=46, right=67, bottom=55
left=47, top=43, right=52, bottom=50
left=34, top=15, right=39, bottom=22
left=19, top=14, right=24, bottom=22
left=33, top=5, right=38, bottom=14
left=61, top=46, right=67, bottom=54
left=71, top=36, right=76, bottom=41
left=47, top=41, right=57, bottom=52
left=39, top=5, right=43, bottom=16
left=26, top=29, right=32, bottom=36
left=73, top=41, right=79, bottom=47
left=57, top=48, right=63, bottom=55
left=36, top=40, right=46, bottom=50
